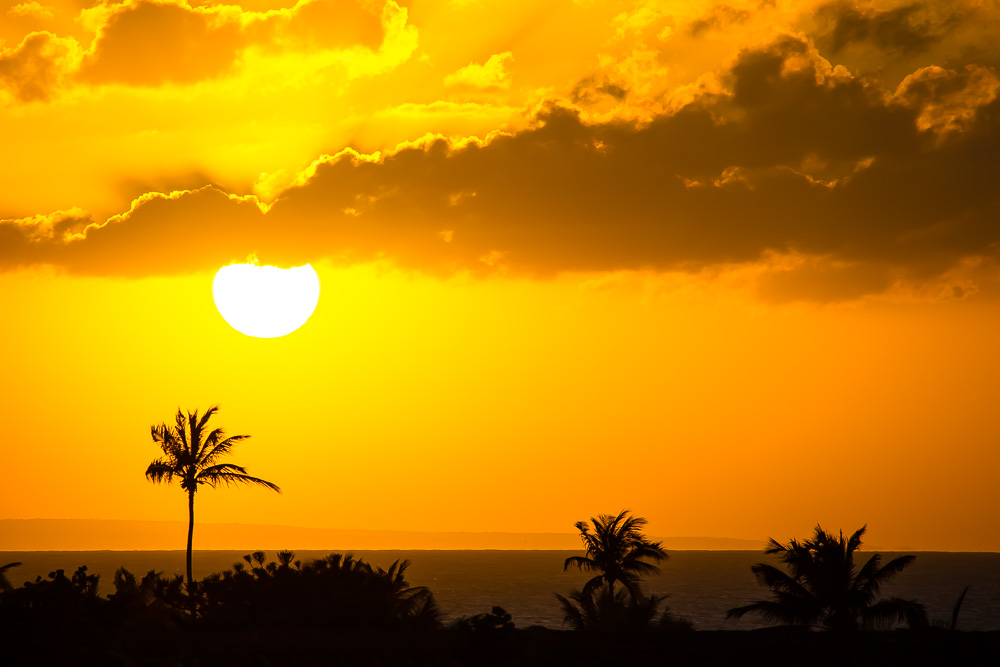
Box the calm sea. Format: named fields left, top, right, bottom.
left=2, top=550, right=998, bottom=631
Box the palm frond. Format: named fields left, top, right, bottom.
left=580, top=574, right=607, bottom=601
left=621, top=558, right=663, bottom=577
left=861, top=597, right=926, bottom=630
left=196, top=405, right=219, bottom=434
left=174, top=409, right=189, bottom=451
left=555, top=592, right=587, bottom=629
left=846, top=525, right=867, bottom=555
left=197, top=465, right=281, bottom=492
left=0, top=561, right=22, bottom=592
left=751, top=563, right=812, bottom=599
left=564, top=555, right=598, bottom=572
left=198, top=434, right=249, bottom=467
left=145, top=459, right=177, bottom=484
left=854, top=553, right=882, bottom=593
left=727, top=599, right=814, bottom=626
left=951, top=585, right=970, bottom=631
left=619, top=575, right=646, bottom=602
left=763, top=536, right=789, bottom=556
left=860, top=554, right=915, bottom=601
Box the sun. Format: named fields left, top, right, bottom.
left=212, top=261, right=321, bottom=338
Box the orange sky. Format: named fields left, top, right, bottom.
left=2, top=0, right=1000, bottom=551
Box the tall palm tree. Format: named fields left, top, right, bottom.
left=726, top=525, right=926, bottom=631
left=145, top=406, right=280, bottom=588
left=564, top=510, right=668, bottom=601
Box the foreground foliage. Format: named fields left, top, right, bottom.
left=556, top=583, right=694, bottom=632
left=0, top=546, right=991, bottom=666
left=196, top=551, right=440, bottom=630
left=0, top=551, right=439, bottom=642
left=727, top=525, right=927, bottom=631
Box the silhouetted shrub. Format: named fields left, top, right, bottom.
left=557, top=583, right=692, bottom=632
left=451, top=605, right=516, bottom=636
left=195, top=551, right=441, bottom=632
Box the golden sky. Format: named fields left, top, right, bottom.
left=3, top=0, right=1000, bottom=551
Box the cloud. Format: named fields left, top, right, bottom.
left=0, top=31, right=79, bottom=102
left=814, top=1, right=948, bottom=56
left=3, top=34, right=999, bottom=303
left=1, top=0, right=409, bottom=96
left=689, top=4, right=751, bottom=37
left=78, top=1, right=245, bottom=85
left=0, top=207, right=89, bottom=269
left=893, top=63, right=1000, bottom=134
left=755, top=254, right=893, bottom=304
left=7, top=2, right=54, bottom=19
left=443, top=52, right=514, bottom=90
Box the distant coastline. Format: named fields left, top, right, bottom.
left=0, top=518, right=764, bottom=551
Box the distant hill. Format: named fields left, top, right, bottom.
left=0, top=518, right=763, bottom=551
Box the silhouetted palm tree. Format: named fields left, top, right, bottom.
left=145, top=406, right=280, bottom=587
left=564, top=510, right=668, bottom=601
left=727, top=525, right=926, bottom=631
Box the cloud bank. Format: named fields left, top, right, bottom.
left=0, top=0, right=413, bottom=101
left=2, top=1, right=999, bottom=302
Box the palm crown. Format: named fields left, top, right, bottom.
left=727, top=525, right=926, bottom=631
left=564, top=510, right=668, bottom=601
left=146, top=406, right=280, bottom=494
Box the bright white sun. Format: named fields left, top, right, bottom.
left=212, top=262, right=320, bottom=338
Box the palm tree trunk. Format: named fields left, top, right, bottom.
left=186, top=489, right=195, bottom=586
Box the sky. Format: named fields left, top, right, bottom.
left=2, top=0, right=1000, bottom=551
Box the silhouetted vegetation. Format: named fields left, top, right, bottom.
left=557, top=510, right=692, bottom=632
left=0, top=551, right=441, bottom=663
left=563, top=510, right=668, bottom=601
left=145, top=405, right=281, bottom=587
left=195, top=551, right=440, bottom=631
left=557, top=583, right=694, bottom=632
left=727, top=525, right=927, bottom=631
left=449, top=606, right=518, bottom=664
left=0, top=561, right=20, bottom=592
left=2, top=523, right=998, bottom=665
left=950, top=585, right=971, bottom=631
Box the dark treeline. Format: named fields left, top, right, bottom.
left=2, top=513, right=999, bottom=665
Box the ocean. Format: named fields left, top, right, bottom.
left=2, top=550, right=998, bottom=631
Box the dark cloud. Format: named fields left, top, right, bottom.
left=893, top=63, right=999, bottom=133
left=689, top=5, right=751, bottom=37
left=815, top=1, right=951, bottom=56
left=4, top=36, right=999, bottom=302
left=571, top=76, right=628, bottom=105
left=756, top=257, right=893, bottom=304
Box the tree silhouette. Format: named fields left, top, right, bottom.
left=145, top=406, right=280, bottom=588
left=564, top=510, right=668, bottom=601
left=727, top=524, right=927, bottom=631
